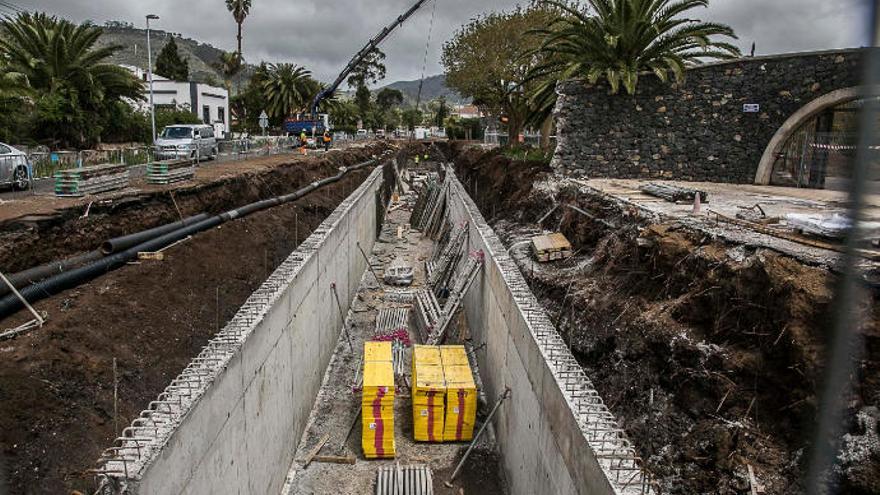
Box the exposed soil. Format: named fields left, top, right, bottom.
left=0, top=145, right=388, bottom=495
left=450, top=144, right=880, bottom=494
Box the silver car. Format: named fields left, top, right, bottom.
left=0, top=142, right=29, bottom=190
left=155, top=125, right=218, bottom=161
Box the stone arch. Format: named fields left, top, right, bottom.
left=754, top=87, right=864, bottom=185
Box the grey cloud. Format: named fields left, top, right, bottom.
left=18, top=0, right=868, bottom=85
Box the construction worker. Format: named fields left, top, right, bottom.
left=300, top=130, right=308, bottom=155
left=322, top=130, right=332, bottom=151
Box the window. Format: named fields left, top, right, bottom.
left=0, top=145, right=10, bottom=154
left=218, top=107, right=226, bottom=124
left=202, top=105, right=210, bottom=124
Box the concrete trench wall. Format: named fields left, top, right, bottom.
left=98, top=164, right=386, bottom=495
left=445, top=168, right=649, bottom=495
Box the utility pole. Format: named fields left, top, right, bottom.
left=146, top=14, right=160, bottom=144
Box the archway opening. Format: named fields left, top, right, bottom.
left=768, top=97, right=861, bottom=190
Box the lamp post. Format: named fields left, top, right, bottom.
left=146, top=14, right=160, bottom=144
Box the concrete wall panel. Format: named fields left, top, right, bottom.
left=125, top=165, right=385, bottom=495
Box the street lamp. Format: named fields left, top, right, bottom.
left=146, top=14, right=160, bottom=144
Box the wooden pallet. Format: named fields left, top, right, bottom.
left=531, top=233, right=573, bottom=262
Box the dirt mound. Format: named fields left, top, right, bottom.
left=455, top=148, right=880, bottom=494
left=0, top=150, right=382, bottom=495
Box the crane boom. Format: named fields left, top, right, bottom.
left=311, top=0, right=429, bottom=116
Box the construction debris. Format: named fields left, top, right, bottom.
left=530, top=232, right=573, bottom=262
left=785, top=212, right=880, bottom=241
left=640, top=182, right=708, bottom=204
left=383, top=257, right=414, bottom=286
left=375, top=464, right=434, bottom=495
left=427, top=251, right=485, bottom=345
left=54, top=163, right=129, bottom=197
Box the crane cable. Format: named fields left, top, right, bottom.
left=414, top=0, right=438, bottom=112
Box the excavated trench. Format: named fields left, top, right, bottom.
left=0, top=145, right=390, bottom=495
left=449, top=144, right=880, bottom=494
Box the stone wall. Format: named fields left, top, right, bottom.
left=552, top=49, right=863, bottom=183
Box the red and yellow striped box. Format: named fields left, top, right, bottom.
left=362, top=353, right=396, bottom=459
left=442, top=364, right=477, bottom=442
left=412, top=364, right=446, bottom=442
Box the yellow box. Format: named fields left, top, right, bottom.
left=364, top=361, right=395, bottom=390
left=443, top=365, right=477, bottom=442
left=362, top=416, right=396, bottom=459
left=413, top=404, right=445, bottom=442
left=439, top=345, right=469, bottom=366
left=364, top=341, right=393, bottom=362
left=412, top=365, right=445, bottom=403
left=413, top=345, right=442, bottom=367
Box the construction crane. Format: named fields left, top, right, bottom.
left=285, top=0, right=429, bottom=135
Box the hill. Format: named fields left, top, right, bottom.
left=95, top=24, right=232, bottom=85
left=381, top=75, right=467, bottom=105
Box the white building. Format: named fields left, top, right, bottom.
left=121, top=65, right=230, bottom=137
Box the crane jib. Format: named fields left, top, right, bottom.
left=310, top=0, right=430, bottom=116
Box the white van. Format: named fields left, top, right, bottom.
left=155, top=124, right=218, bottom=161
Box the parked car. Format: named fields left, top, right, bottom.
left=0, top=142, right=30, bottom=190
left=376, top=129, right=386, bottom=139
left=356, top=129, right=368, bottom=140
left=154, top=124, right=218, bottom=161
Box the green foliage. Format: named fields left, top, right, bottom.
left=226, top=0, right=252, bottom=55
left=376, top=88, right=404, bottom=111
left=213, top=50, right=243, bottom=92
left=347, top=47, right=387, bottom=88
left=533, top=0, right=740, bottom=95
left=445, top=116, right=484, bottom=140
left=0, top=12, right=145, bottom=147
left=402, top=108, right=424, bottom=130
left=501, top=146, right=553, bottom=163
left=262, top=63, right=313, bottom=119
left=442, top=5, right=554, bottom=145
left=155, top=37, right=190, bottom=81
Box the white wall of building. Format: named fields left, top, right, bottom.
left=122, top=65, right=230, bottom=137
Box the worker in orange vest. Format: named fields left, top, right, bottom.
left=322, top=130, right=332, bottom=151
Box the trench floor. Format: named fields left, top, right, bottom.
left=282, top=179, right=502, bottom=494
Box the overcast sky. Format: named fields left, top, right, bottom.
left=11, top=0, right=871, bottom=85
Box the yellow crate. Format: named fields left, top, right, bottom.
left=412, top=365, right=445, bottom=404
left=413, top=345, right=442, bottom=367
left=364, top=341, right=393, bottom=362
left=413, top=402, right=445, bottom=442
left=362, top=416, right=396, bottom=459
left=443, top=365, right=477, bottom=442
left=362, top=358, right=395, bottom=459
left=439, top=345, right=469, bottom=366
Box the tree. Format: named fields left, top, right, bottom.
left=534, top=0, right=740, bottom=95
left=347, top=47, right=387, bottom=122
left=155, top=37, right=189, bottom=81
left=0, top=12, right=144, bottom=147
left=376, top=88, right=404, bottom=111
left=225, top=0, right=252, bottom=57
left=442, top=5, right=554, bottom=146
left=261, top=63, right=312, bottom=119
left=213, top=51, right=243, bottom=92
left=431, top=97, right=450, bottom=127
left=402, top=108, right=424, bottom=131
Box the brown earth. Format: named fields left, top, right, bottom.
left=0, top=145, right=389, bottom=495
left=450, top=144, right=880, bottom=494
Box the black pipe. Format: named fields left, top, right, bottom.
left=101, top=213, right=211, bottom=254
left=0, top=157, right=383, bottom=320
left=0, top=250, right=104, bottom=299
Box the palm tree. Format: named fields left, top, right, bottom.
left=213, top=50, right=243, bottom=92
left=0, top=13, right=143, bottom=100
left=0, top=12, right=143, bottom=146
left=225, top=0, right=252, bottom=58
left=261, top=63, right=312, bottom=119
left=532, top=0, right=741, bottom=95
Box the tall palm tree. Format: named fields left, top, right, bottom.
left=225, top=0, right=252, bottom=57
left=261, top=63, right=312, bottom=119
left=532, top=0, right=741, bottom=95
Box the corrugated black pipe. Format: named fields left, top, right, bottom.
left=101, top=213, right=211, bottom=254
left=0, top=157, right=382, bottom=320
left=0, top=250, right=104, bottom=298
